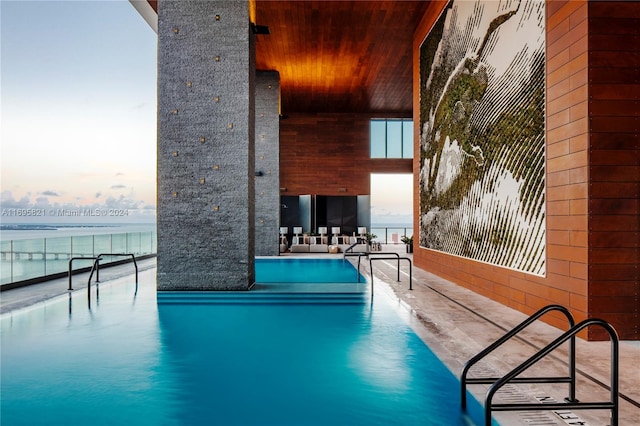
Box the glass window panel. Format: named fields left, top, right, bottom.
left=386, top=121, right=402, bottom=158
left=402, top=120, right=413, bottom=159
left=371, top=119, right=414, bottom=159
left=370, top=120, right=386, bottom=158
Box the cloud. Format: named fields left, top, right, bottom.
left=1, top=190, right=155, bottom=214
left=33, top=197, right=53, bottom=209
left=103, top=194, right=144, bottom=210
left=40, top=190, right=59, bottom=196
left=95, top=192, right=102, bottom=198
left=115, top=172, right=125, bottom=177
left=1, top=191, right=31, bottom=209
left=111, top=185, right=127, bottom=189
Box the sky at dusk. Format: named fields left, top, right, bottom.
left=1, top=0, right=157, bottom=223
left=1, top=1, right=412, bottom=226
left=371, top=174, right=412, bottom=225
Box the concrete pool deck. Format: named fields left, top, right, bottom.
left=1, top=248, right=638, bottom=425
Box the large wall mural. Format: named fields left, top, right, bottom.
left=419, top=0, right=546, bottom=275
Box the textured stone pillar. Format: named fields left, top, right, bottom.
left=254, top=71, right=280, bottom=256
left=157, top=0, right=255, bottom=290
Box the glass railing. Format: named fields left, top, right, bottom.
left=370, top=227, right=413, bottom=245
left=0, top=231, right=157, bottom=285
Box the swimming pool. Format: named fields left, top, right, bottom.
left=255, top=258, right=365, bottom=283
left=1, top=259, right=488, bottom=425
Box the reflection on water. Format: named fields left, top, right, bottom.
left=2, top=272, right=486, bottom=426
left=1, top=276, right=174, bottom=425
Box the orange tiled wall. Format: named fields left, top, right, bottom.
left=413, top=0, right=639, bottom=340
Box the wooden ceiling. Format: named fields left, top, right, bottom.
left=147, top=1, right=430, bottom=114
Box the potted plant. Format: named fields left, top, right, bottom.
left=363, top=231, right=378, bottom=252
left=401, top=235, right=413, bottom=253
left=364, top=232, right=377, bottom=246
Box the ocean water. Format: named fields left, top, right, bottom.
left=0, top=223, right=156, bottom=241
left=370, top=223, right=413, bottom=244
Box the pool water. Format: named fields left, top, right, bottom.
left=1, top=260, right=488, bottom=425
left=255, top=258, right=365, bottom=283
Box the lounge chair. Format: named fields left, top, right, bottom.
left=330, top=227, right=341, bottom=246
left=290, top=226, right=309, bottom=253
left=309, top=227, right=328, bottom=253
left=279, top=227, right=288, bottom=253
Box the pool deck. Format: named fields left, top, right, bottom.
left=1, top=248, right=638, bottom=426
left=351, top=245, right=640, bottom=426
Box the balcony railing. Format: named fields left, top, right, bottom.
left=370, top=227, right=413, bottom=245
left=0, top=231, right=157, bottom=285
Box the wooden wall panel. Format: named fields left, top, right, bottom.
left=253, top=1, right=429, bottom=114
left=587, top=1, right=640, bottom=340
left=545, top=0, right=592, bottom=335
left=414, top=0, right=635, bottom=340
left=279, top=113, right=412, bottom=196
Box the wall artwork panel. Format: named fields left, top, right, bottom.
left=419, top=0, right=546, bottom=275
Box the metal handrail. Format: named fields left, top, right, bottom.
left=342, top=252, right=368, bottom=283
left=85, top=253, right=138, bottom=307
left=369, top=227, right=413, bottom=245
left=67, top=257, right=101, bottom=290
left=368, top=255, right=412, bottom=297
left=342, top=238, right=369, bottom=283
left=461, top=304, right=576, bottom=411
left=484, top=318, right=619, bottom=426
left=94, top=253, right=138, bottom=287
left=368, top=252, right=403, bottom=282
left=343, top=237, right=368, bottom=254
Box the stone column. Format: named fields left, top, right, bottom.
left=157, top=0, right=255, bottom=290
left=254, top=71, right=280, bottom=256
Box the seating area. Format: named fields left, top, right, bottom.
left=280, top=226, right=369, bottom=254
left=309, top=227, right=329, bottom=253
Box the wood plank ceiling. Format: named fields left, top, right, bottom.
left=147, top=1, right=430, bottom=114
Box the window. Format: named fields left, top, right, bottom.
left=370, top=119, right=413, bottom=159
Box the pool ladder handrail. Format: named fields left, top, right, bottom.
left=368, top=252, right=412, bottom=288
left=484, top=318, right=619, bottom=426
left=343, top=237, right=369, bottom=255
left=343, top=252, right=366, bottom=283
left=342, top=250, right=413, bottom=291
left=67, top=257, right=101, bottom=290
left=342, top=238, right=369, bottom=283
left=92, top=253, right=138, bottom=287
left=460, top=305, right=619, bottom=426
left=461, top=305, right=576, bottom=411
left=84, top=254, right=138, bottom=307
left=68, top=253, right=139, bottom=292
